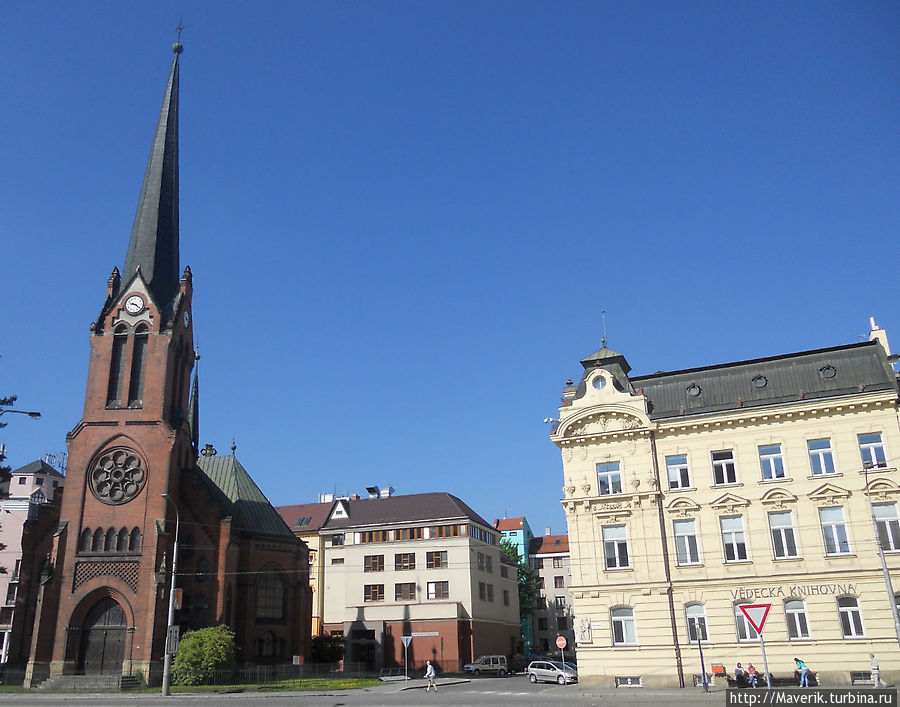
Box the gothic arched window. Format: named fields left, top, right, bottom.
left=107, top=325, right=129, bottom=407
left=255, top=571, right=285, bottom=620
left=128, top=325, right=149, bottom=408
left=80, top=528, right=92, bottom=552
left=117, top=528, right=129, bottom=552
left=105, top=528, right=117, bottom=552
left=92, top=528, right=104, bottom=552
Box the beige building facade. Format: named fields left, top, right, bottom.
left=318, top=490, right=520, bottom=671
left=550, top=325, right=900, bottom=687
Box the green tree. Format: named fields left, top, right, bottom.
left=172, top=625, right=236, bottom=686
left=500, top=539, right=541, bottom=619
left=310, top=633, right=345, bottom=663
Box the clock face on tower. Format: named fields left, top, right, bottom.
left=124, top=294, right=145, bottom=314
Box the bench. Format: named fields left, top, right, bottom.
left=850, top=671, right=873, bottom=686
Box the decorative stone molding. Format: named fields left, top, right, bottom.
left=866, top=478, right=900, bottom=503
left=73, top=560, right=140, bottom=593
left=710, top=493, right=751, bottom=515
left=666, top=497, right=701, bottom=519
left=89, top=447, right=147, bottom=505
left=759, top=487, right=798, bottom=510
left=808, top=482, right=851, bottom=507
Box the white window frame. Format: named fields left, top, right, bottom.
left=785, top=599, right=810, bottom=640
left=874, top=503, right=900, bottom=552
left=685, top=603, right=708, bottom=642
left=666, top=454, right=691, bottom=490
left=596, top=462, right=623, bottom=496
left=720, top=515, right=748, bottom=562
left=759, top=444, right=786, bottom=480
left=603, top=525, right=630, bottom=570
left=808, top=438, right=836, bottom=476
left=769, top=511, right=799, bottom=559
left=859, top=432, right=887, bottom=468
left=734, top=602, right=760, bottom=641
left=838, top=596, right=865, bottom=638
left=611, top=607, right=637, bottom=645
left=712, top=450, right=737, bottom=485
left=819, top=506, right=851, bottom=555
left=673, top=519, right=701, bottom=565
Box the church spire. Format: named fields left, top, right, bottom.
left=123, top=42, right=183, bottom=310
left=188, top=353, right=200, bottom=452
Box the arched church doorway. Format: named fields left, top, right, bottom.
left=79, top=598, right=126, bottom=674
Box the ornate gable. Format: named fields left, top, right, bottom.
left=666, top=496, right=701, bottom=519
left=710, top=493, right=750, bottom=514
left=866, top=478, right=900, bottom=503
left=808, top=483, right=851, bottom=507
left=759, top=487, right=798, bottom=510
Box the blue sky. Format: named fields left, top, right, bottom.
left=2, top=2, right=898, bottom=536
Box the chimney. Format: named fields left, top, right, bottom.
left=545, top=526, right=551, bottom=536
left=869, top=317, right=892, bottom=357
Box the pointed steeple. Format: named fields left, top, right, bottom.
left=188, top=355, right=200, bottom=452
left=123, top=43, right=183, bottom=310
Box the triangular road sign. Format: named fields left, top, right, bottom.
left=739, top=603, right=771, bottom=634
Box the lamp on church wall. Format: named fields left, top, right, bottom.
left=161, top=493, right=181, bottom=696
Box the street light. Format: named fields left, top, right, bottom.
left=863, top=461, right=900, bottom=649
left=161, top=493, right=180, bottom=696
left=0, top=408, right=41, bottom=419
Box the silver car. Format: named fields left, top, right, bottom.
left=525, top=660, right=578, bottom=684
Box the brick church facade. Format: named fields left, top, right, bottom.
left=19, top=44, right=311, bottom=685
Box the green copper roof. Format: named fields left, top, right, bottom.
left=196, top=454, right=295, bottom=539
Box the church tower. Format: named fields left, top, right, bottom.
left=31, top=42, right=197, bottom=681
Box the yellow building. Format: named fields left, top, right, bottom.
left=549, top=323, right=900, bottom=687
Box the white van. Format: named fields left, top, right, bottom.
left=463, top=654, right=508, bottom=675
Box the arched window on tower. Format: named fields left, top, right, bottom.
left=128, top=324, right=149, bottom=408
left=107, top=324, right=129, bottom=407
left=92, top=528, right=104, bottom=552
left=80, top=528, right=92, bottom=552
left=117, top=528, right=129, bottom=552
left=105, top=528, right=117, bottom=552
left=129, top=527, right=141, bottom=551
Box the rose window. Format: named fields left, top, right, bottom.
left=90, top=448, right=146, bottom=505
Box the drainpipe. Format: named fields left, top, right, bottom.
left=649, top=432, right=684, bottom=688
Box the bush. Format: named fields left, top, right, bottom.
left=172, top=625, right=236, bottom=686
left=310, top=633, right=345, bottom=663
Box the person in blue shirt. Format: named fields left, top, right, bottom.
left=794, top=658, right=809, bottom=687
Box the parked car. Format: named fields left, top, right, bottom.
left=525, top=660, right=578, bottom=685
left=463, top=654, right=509, bottom=675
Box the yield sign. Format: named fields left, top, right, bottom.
left=739, top=603, right=772, bottom=634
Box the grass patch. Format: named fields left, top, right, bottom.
left=169, top=677, right=380, bottom=693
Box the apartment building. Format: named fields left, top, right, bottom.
left=548, top=323, right=900, bottom=687
left=319, top=490, right=520, bottom=670
left=494, top=516, right=535, bottom=653
left=0, top=460, right=64, bottom=664
left=530, top=533, right=575, bottom=655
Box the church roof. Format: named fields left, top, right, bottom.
left=196, top=454, right=295, bottom=539
left=122, top=43, right=182, bottom=310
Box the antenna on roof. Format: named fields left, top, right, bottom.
left=601, top=309, right=608, bottom=348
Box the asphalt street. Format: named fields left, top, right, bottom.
left=0, top=676, right=731, bottom=706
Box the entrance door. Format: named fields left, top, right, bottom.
left=79, top=598, right=126, bottom=674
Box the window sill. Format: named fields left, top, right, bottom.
left=808, top=473, right=843, bottom=480
left=668, top=486, right=697, bottom=493
left=603, top=567, right=634, bottom=573
left=824, top=553, right=856, bottom=559
left=676, top=563, right=705, bottom=569
left=772, top=556, right=804, bottom=562
left=759, top=477, right=793, bottom=484
left=858, top=466, right=895, bottom=475
left=723, top=560, right=752, bottom=565
left=711, top=482, right=743, bottom=489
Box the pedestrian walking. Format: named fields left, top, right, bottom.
left=747, top=663, right=758, bottom=688
left=425, top=660, right=438, bottom=692
left=871, top=653, right=886, bottom=688
left=794, top=658, right=809, bottom=687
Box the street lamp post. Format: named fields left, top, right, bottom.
left=863, top=462, right=900, bottom=649
left=0, top=408, right=41, bottom=419
left=161, top=493, right=180, bottom=696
